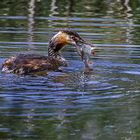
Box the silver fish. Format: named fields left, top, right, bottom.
left=77, top=43, right=96, bottom=70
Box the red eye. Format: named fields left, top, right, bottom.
left=71, top=36, right=76, bottom=41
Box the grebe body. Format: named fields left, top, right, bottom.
left=2, top=30, right=95, bottom=74
left=2, top=54, right=67, bottom=74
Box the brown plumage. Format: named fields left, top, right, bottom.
left=2, top=54, right=67, bottom=74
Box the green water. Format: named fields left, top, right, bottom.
left=0, top=0, right=140, bottom=139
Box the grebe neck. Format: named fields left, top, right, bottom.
left=48, top=41, right=67, bottom=66
left=48, top=45, right=59, bottom=58
left=48, top=36, right=66, bottom=59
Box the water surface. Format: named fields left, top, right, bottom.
left=0, top=0, right=140, bottom=139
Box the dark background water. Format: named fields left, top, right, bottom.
left=0, top=0, right=140, bottom=139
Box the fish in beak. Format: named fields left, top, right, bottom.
left=76, top=40, right=96, bottom=71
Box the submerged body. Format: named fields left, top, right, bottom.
left=2, top=54, right=67, bottom=74
left=2, top=30, right=95, bottom=75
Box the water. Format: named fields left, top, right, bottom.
left=0, top=0, right=140, bottom=139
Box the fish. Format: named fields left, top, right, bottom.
left=77, top=43, right=96, bottom=71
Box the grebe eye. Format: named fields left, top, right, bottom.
left=71, top=36, right=76, bottom=41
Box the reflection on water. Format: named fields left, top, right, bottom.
left=27, top=0, right=35, bottom=49
left=0, top=0, right=140, bottom=139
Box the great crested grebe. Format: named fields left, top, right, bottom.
left=2, top=30, right=95, bottom=75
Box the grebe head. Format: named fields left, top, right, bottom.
left=58, top=30, right=85, bottom=46
left=49, top=30, right=84, bottom=48
left=49, top=30, right=94, bottom=54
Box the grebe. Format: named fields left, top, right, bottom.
left=2, top=30, right=95, bottom=74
